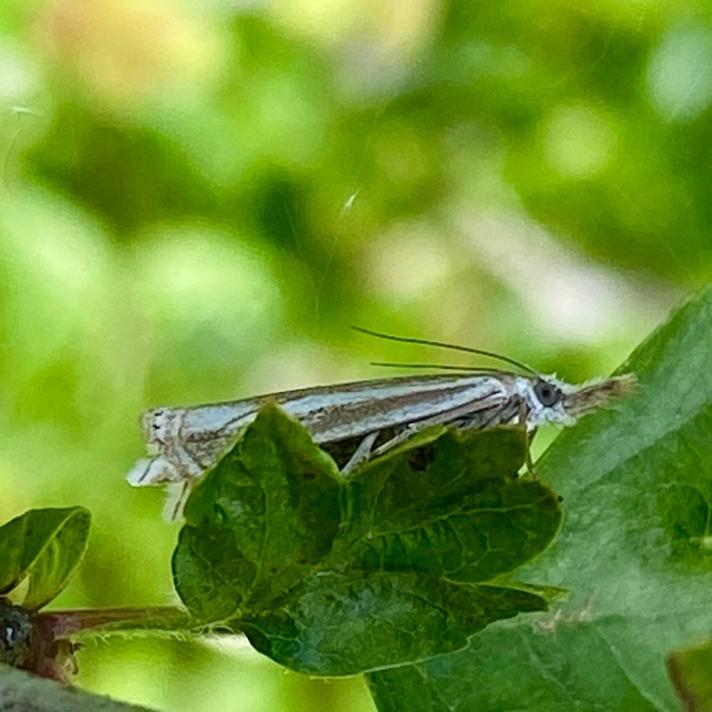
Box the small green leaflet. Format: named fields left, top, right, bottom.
left=0, top=507, right=91, bottom=610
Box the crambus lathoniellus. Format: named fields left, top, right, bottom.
left=127, top=328, right=636, bottom=516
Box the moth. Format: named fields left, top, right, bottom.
left=127, top=328, right=635, bottom=513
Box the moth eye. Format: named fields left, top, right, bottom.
left=534, top=380, right=562, bottom=407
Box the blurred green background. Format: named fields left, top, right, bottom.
left=0, top=0, right=710, bottom=709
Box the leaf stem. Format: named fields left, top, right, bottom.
left=40, top=606, right=196, bottom=638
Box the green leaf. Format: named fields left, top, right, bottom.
left=174, top=404, right=342, bottom=620
left=367, top=286, right=712, bottom=711
left=173, top=404, right=562, bottom=675
left=241, top=573, right=546, bottom=675
left=336, top=428, right=560, bottom=582
left=667, top=638, right=712, bottom=712
left=0, top=507, right=91, bottom=610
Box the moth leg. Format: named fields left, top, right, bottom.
left=371, top=427, right=419, bottom=458
left=372, top=397, right=508, bottom=459
left=465, top=395, right=522, bottom=431
left=163, top=480, right=192, bottom=521
left=341, top=431, right=380, bottom=475
left=518, top=395, right=537, bottom=477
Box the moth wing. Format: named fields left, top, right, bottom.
left=126, top=456, right=181, bottom=487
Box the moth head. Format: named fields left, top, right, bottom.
left=525, top=372, right=636, bottom=426
left=526, top=377, right=570, bottom=426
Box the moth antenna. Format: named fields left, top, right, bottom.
left=370, top=361, right=515, bottom=375
left=353, top=326, right=538, bottom=376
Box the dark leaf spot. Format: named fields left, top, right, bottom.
left=408, top=446, right=436, bottom=472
